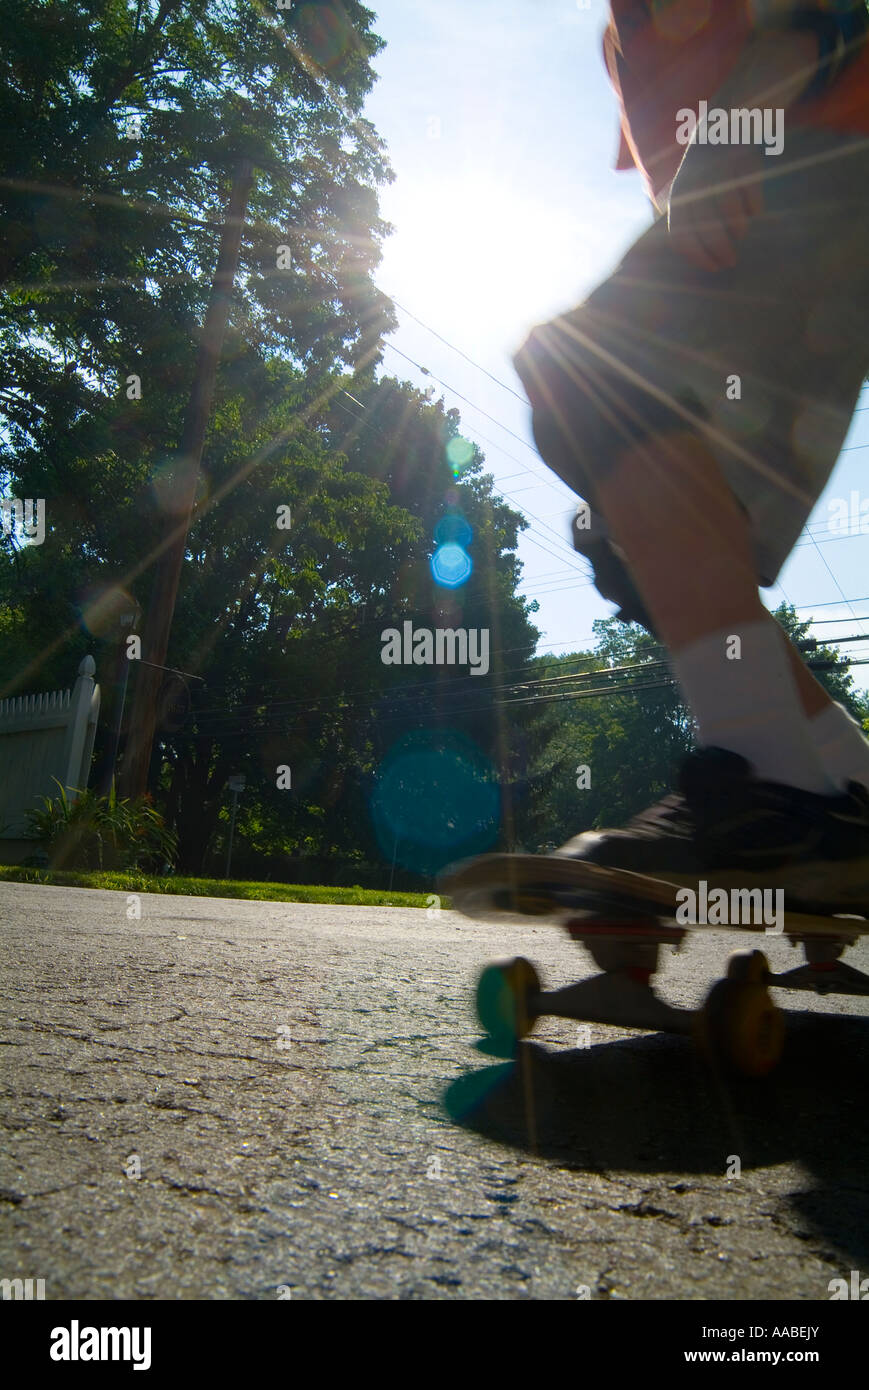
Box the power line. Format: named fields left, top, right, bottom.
left=330, top=383, right=582, bottom=569
left=181, top=622, right=865, bottom=730
left=386, top=297, right=527, bottom=404
left=178, top=649, right=869, bottom=739
left=384, top=295, right=869, bottom=423
left=378, top=326, right=869, bottom=615
left=804, top=526, right=860, bottom=621
left=792, top=596, right=869, bottom=608
left=382, top=341, right=545, bottom=463
left=807, top=613, right=869, bottom=626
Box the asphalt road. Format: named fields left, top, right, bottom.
left=1, top=881, right=867, bottom=1300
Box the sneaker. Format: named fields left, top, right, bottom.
left=556, top=747, right=869, bottom=913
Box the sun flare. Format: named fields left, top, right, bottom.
left=378, top=171, right=583, bottom=356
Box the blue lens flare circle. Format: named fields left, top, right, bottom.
left=431, top=542, right=472, bottom=588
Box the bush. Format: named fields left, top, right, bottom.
left=25, top=781, right=178, bottom=873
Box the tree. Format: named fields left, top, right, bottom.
left=772, top=603, right=869, bottom=722
left=1, top=0, right=396, bottom=697
left=513, top=604, right=868, bottom=852
left=514, top=621, right=692, bottom=851
left=155, top=374, right=538, bottom=875
left=0, top=0, right=400, bottom=870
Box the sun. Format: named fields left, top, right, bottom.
left=378, top=170, right=579, bottom=357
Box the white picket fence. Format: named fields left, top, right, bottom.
left=0, top=656, right=100, bottom=860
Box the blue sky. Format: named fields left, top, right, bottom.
left=362, top=0, right=869, bottom=676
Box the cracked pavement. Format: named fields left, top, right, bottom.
left=1, top=880, right=867, bottom=1299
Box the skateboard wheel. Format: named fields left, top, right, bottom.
left=699, top=977, right=784, bottom=1078
left=476, top=956, right=540, bottom=1052
left=725, top=948, right=771, bottom=985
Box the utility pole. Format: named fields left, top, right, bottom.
left=225, top=774, right=245, bottom=878
left=120, top=158, right=255, bottom=799
left=102, top=599, right=141, bottom=795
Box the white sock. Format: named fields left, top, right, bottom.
left=670, top=621, right=838, bottom=795
left=809, top=702, right=869, bottom=792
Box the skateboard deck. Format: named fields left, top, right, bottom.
left=442, top=852, right=869, bottom=1076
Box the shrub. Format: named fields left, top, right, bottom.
left=25, top=781, right=178, bottom=873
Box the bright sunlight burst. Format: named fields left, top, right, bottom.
left=378, top=170, right=590, bottom=357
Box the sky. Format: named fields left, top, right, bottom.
left=362, top=0, right=869, bottom=677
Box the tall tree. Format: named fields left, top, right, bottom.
left=155, top=374, right=538, bottom=875
left=1, top=0, right=396, bottom=695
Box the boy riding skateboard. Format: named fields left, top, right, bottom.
left=512, top=0, right=869, bottom=912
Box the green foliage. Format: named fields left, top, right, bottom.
left=771, top=603, right=868, bottom=720
left=25, top=779, right=178, bottom=872
left=512, top=604, right=868, bottom=853
left=149, top=374, right=537, bottom=875
left=0, top=0, right=539, bottom=880
left=514, top=620, right=692, bottom=852
left=4, top=5, right=863, bottom=884
left=0, top=864, right=430, bottom=908
left=0, top=0, right=396, bottom=683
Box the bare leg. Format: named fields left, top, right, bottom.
left=595, top=429, right=833, bottom=717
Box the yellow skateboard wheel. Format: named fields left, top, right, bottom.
left=725, top=948, right=772, bottom=985
left=699, top=975, right=785, bottom=1078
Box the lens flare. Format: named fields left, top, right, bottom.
left=446, top=436, right=474, bottom=475
left=151, top=457, right=209, bottom=515
left=78, top=585, right=138, bottom=638
left=650, top=0, right=711, bottom=42
left=434, top=514, right=473, bottom=547
left=370, top=730, right=500, bottom=875
left=431, top=542, right=472, bottom=588
left=296, top=2, right=353, bottom=69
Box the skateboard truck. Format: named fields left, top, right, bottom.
left=775, top=936, right=869, bottom=995
left=476, top=946, right=787, bottom=1078
left=450, top=852, right=869, bottom=1077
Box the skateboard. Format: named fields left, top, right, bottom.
left=442, top=853, right=869, bottom=1077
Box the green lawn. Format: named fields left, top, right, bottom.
left=0, top=865, right=438, bottom=908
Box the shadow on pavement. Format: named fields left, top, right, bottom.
left=443, top=1009, right=869, bottom=1265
